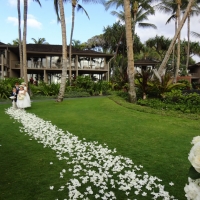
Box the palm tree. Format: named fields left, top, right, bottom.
left=123, top=0, right=136, bottom=103
left=69, top=0, right=90, bottom=85
left=156, top=0, right=200, bottom=80
left=175, top=0, right=181, bottom=82
left=157, top=0, right=196, bottom=78
left=22, top=0, right=28, bottom=84
left=191, top=31, right=200, bottom=38
left=145, top=35, right=171, bottom=60
left=54, top=0, right=68, bottom=102
left=22, top=0, right=41, bottom=85
left=185, top=1, right=200, bottom=70
left=31, top=37, right=49, bottom=44
left=106, top=0, right=157, bottom=42
left=17, top=0, right=23, bottom=78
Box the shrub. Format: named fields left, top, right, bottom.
left=0, top=80, right=12, bottom=99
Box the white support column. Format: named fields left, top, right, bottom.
left=1, top=53, right=4, bottom=79
left=44, top=70, right=48, bottom=83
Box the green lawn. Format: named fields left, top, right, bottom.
left=0, top=96, right=199, bottom=199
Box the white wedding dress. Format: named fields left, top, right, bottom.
left=23, top=86, right=31, bottom=108
left=16, top=87, right=31, bottom=108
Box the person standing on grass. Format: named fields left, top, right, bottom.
left=16, top=85, right=31, bottom=109
left=10, top=87, right=18, bottom=109
left=14, top=82, right=20, bottom=94
left=21, top=82, right=31, bottom=108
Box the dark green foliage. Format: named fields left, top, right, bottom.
left=189, top=166, right=200, bottom=180
left=64, top=90, right=90, bottom=98
left=0, top=80, right=12, bottom=99
left=137, top=90, right=200, bottom=114
left=177, top=79, right=192, bottom=90
left=116, top=91, right=129, bottom=101
left=73, top=76, right=93, bottom=92
left=135, top=69, right=152, bottom=99
left=151, top=73, right=185, bottom=98
left=0, top=78, right=24, bottom=99
left=72, top=76, right=112, bottom=96
left=30, top=82, right=60, bottom=96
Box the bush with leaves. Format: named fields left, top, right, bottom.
left=73, top=76, right=93, bottom=92
left=29, top=82, right=60, bottom=96
left=0, top=80, right=12, bottom=99
left=151, top=73, right=186, bottom=98
left=177, top=79, right=192, bottom=90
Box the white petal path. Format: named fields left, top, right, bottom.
left=5, top=107, right=177, bottom=200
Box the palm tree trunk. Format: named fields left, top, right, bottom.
left=174, top=1, right=181, bottom=83
left=23, top=0, right=28, bottom=84
left=172, top=21, right=176, bottom=75
left=123, top=0, right=136, bottom=103
left=158, top=0, right=195, bottom=77
left=186, top=12, right=191, bottom=70
left=56, top=0, right=68, bottom=102
left=69, top=1, right=76, bottom=86
left=17, top=0, right=23, bottom=78
left=132, top=1, right=138, bottom=45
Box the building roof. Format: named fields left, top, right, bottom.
left=134, top=58, right=160, bottom=66
left=188, top=62, right=200, bottom=69
left=0, top=43, right=114, bottom=60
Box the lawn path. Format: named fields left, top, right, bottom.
left=5, top=107, right=177, bottom=200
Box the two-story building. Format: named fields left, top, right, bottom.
left=0, top=42, right=114, bottom=83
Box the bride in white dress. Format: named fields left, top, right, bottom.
left=17, top=83, right=31, bottom=109
left=21, top=82, right=31, bottom=108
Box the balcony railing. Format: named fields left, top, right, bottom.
left=11, top=60, right=108, bottom=71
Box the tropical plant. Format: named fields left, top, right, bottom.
left=31, top=37, right=49, bottom=44
left=135, top=69, right=152, bottom=99
left=145, top=35, right=171, bottom=61
left=151, top=73, right=185, bottom=98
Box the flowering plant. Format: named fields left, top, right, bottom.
left=184, top=136, right=200, bottom=200
left=18, top=94, right=25, bottom=100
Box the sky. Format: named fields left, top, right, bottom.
left=0, top=0, right=200, bottom=62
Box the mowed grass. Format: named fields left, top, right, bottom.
left=0, top=96, right=199, bottom=199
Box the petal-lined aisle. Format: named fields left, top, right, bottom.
left=5, top=107, right=177, bottom=200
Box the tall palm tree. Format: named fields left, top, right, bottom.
left=69, top=0, right=90, bottom=85
left=156, top=0, right=200, bottom=80
left=123, top=0, right=136, bottom=103
left=22, top=0, right=41, bottom=85
left=22, top=0, right=28, bottom=84
left=17, top=0, right=23, bottom=78
left=106, top=0, right=157, bottom=41
left=158, top=0, right=196, bottom=78
left=185, top=1, right=200, bottom=70
left=175, top=0, right=181, bottom=82
left=54, top=0, right=68, bottom=102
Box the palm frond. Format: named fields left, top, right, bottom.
left=138, top=23, right=157, bottom=29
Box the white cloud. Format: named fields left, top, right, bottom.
left=136, top=12, right=200, bottom=43
left=7, top=14, right=42, bottom=29
left=50, top=19, right=56, bottom=24
left=7, top=17, right=18, bottom=26
left=8, top=0, right=16, bottom=6
left=27, top=17, right=42, bottom=29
